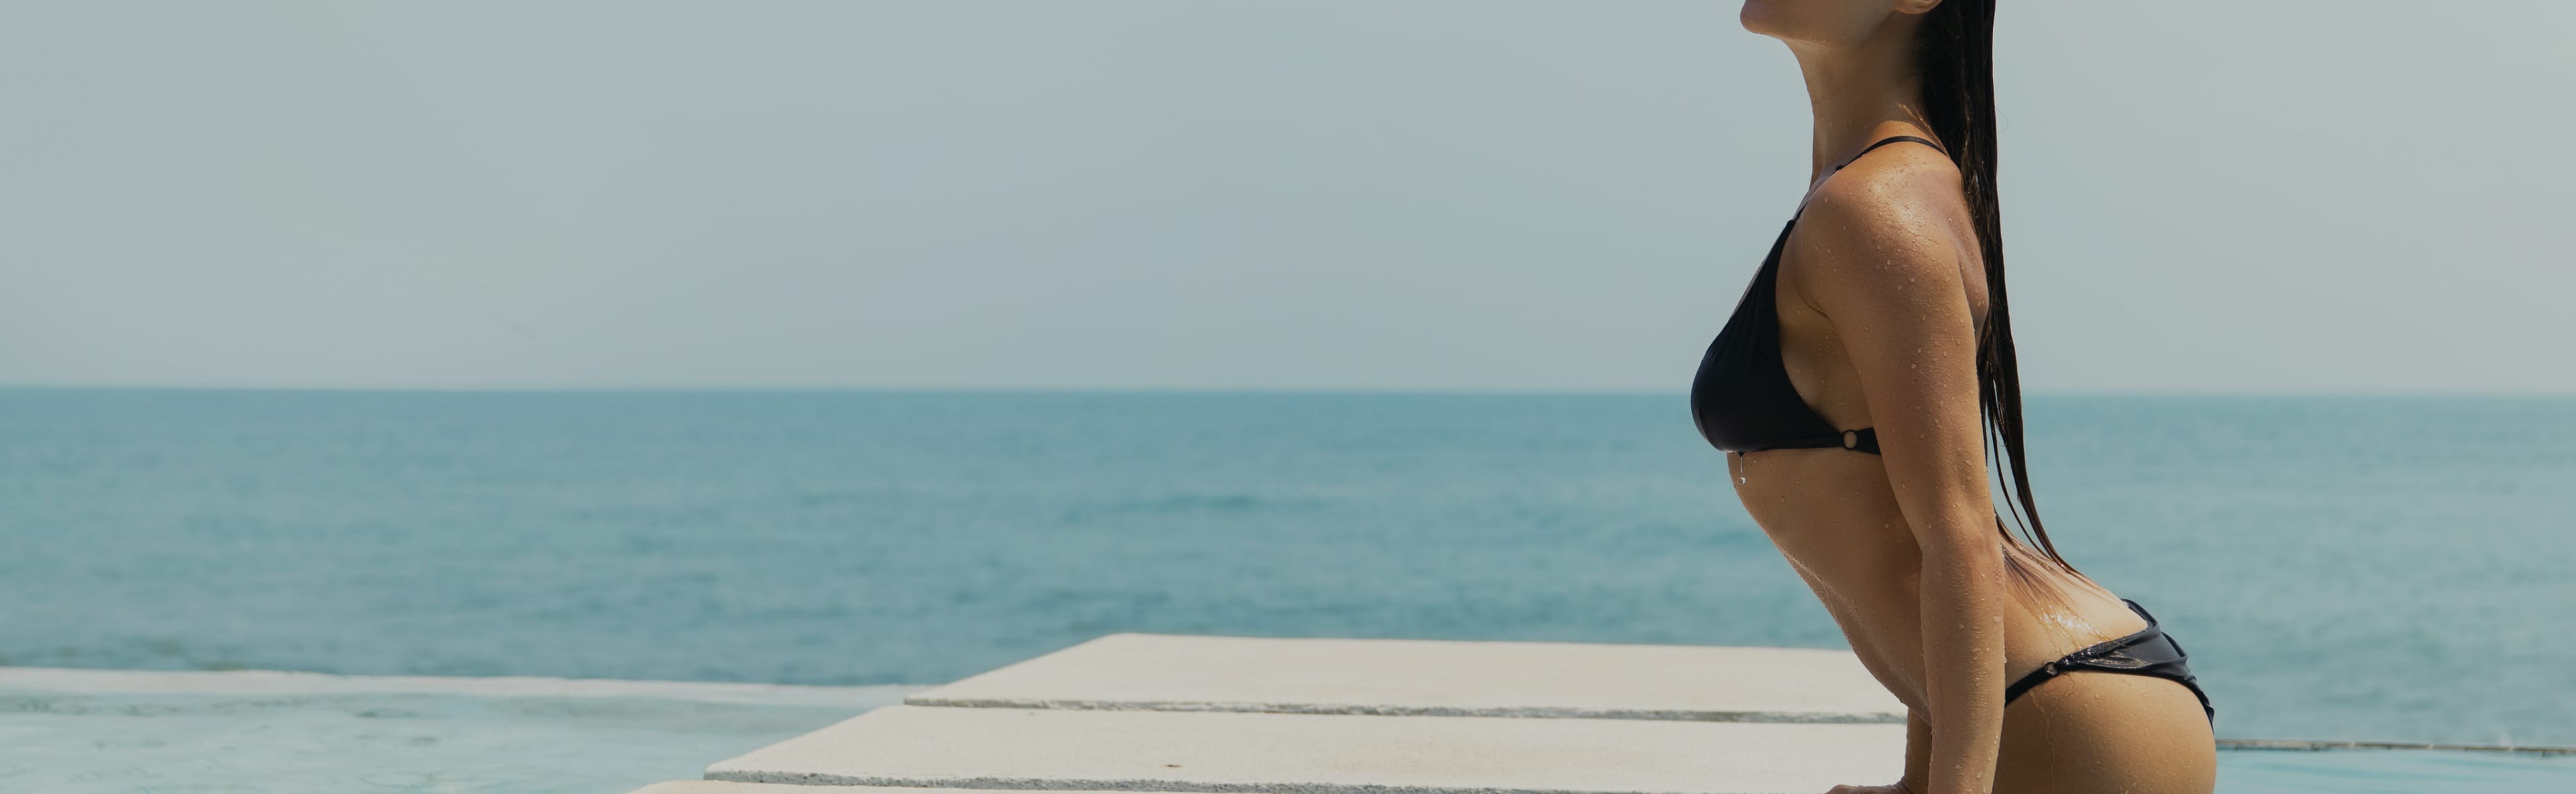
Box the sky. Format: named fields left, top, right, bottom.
left=3, top=1, right=2569, bottom=393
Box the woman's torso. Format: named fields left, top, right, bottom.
left=1718, top=197, right=2218, bottom=790
left=1695, top=139, right=2155, bottom=715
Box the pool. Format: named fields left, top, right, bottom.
left=1, top=671, right=2565, bottom=794
left=2218, top=745, right=2573, bottom=793
left=0, top=669, right=917, bottom=794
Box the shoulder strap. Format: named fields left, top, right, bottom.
left=1833, top=135, right=1947, bottom=172
left=1792, top=135, right=1949, bottom=220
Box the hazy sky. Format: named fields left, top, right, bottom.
left=4, top=2, right=2569, bottom=392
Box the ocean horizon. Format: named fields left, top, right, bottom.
left=5, top=388, right=2569, bottom=750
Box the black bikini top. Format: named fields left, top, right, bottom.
left=1689, top=135, right=1947, bottom=457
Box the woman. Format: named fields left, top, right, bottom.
left=1689, top=3, right=2218, bottom=793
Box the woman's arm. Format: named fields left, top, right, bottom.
left=1790, top=175, right=2008, bottom=794
left=1903, top=707, right=1931, bottom=792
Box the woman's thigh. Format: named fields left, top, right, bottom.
left=1994, top=671, right=2217, bottom=794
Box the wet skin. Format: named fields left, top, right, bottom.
left=1732, top=140, right=2218, bottom=793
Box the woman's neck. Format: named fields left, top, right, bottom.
left=1784, top=25, right=1932, bottom=182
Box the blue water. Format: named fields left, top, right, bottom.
left=3, top=389, right=2571, bottom=756
left=0, top=677, right=914, bottom=793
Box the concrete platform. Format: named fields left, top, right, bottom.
left=627, top=784, right=867, bottom=794
left=905, top=632, right=1904, bottom=723
left=703, top=703, right=1906, bottom=794
left=629, top=785, right=1140, bottom=794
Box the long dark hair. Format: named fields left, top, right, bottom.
left=1912, top=1, right=2086, bottom=592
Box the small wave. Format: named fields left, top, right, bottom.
left=0, top=666, right=924, bottom=708
left=1062, top=493, right=1325, bottom=522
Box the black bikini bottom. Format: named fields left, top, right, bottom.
left=2002, top=598, right=2216, bottom=726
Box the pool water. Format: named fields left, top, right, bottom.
left=1, top=671, right=2565, bottom=794
left=2220, top=747, right=2573, bottom=793
left=0, top=671, right=915, bottom=794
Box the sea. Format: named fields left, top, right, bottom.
left=1, top=389, right=2570, bottom=791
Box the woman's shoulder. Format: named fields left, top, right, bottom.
left=1780, top=150, right=1978, bottom=315
left=1796, top=140, right=1967, bottom=249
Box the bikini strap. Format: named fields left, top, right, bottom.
left=1835, top=135, right=1947, bottom=172
left=1792, top=135, right=1948, bottom=220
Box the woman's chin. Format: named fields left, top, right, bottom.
left=1738, top=2, right=1782, bottom=37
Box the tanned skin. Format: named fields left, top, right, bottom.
left=1732, top=2, right=2218, bottom=792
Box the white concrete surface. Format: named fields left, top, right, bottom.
left=905, top=632, right=1904, bottom=723
left=627, top=783, right=853, bottom=794
left=629, top=785, right=1142, bottom=794
left=703, top=704, right=1907, bottom=794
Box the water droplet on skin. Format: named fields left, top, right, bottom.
left=2038, top=603, right=2100, bottom=642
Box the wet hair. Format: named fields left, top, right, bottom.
left=1911, top=1, right=2087, bottom=598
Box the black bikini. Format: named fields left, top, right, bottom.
left=1687, top=137, right=1949, bottom=456
left=1688, top=134, right=2216, bottom=726
left=2008, top=598, right=2217, bottom=724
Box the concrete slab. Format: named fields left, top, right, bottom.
left=905, top=633, right=1903, bottom=723
left=629, top=784, right=1143, bottom=794
left=705, top=704, right=1906, bottom=794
